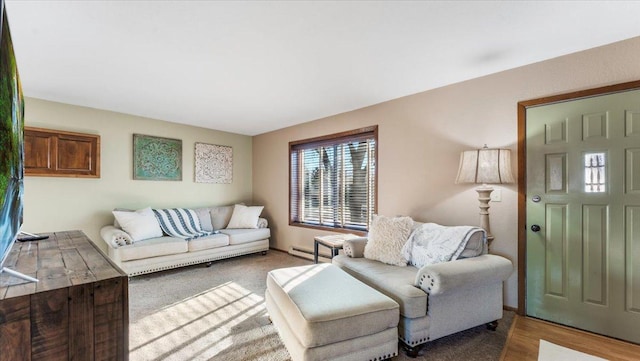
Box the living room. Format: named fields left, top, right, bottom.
left=2, top=1, right=640, bottom=360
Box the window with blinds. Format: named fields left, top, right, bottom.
left=290, top=126, right=377, bottom=232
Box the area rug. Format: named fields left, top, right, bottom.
left=128, top=251, right=513, bottom=361
left=538, top=340, right=608, bottom=361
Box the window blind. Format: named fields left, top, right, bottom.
left=290, top=126, right=377, bottom=231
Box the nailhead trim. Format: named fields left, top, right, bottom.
left=369, top=352, right=398, bottom=361
left=400, top=335, right=431, bottom=346
left=418, top=273, right=438, bottom=290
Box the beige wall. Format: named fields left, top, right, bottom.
left=23, top=98, right=253, bottom=252
left=253, top=36, right=640, bottom=309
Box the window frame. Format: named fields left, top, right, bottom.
left=289, top=126, right=378, bottom=235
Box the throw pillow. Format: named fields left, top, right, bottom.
left=364, top=215, right=413, bottom=266
left=112, top=208, right=133, bottom=228
left=112, top=207, right=163, bottom=242
left=226, top=204, right=264, bottom=229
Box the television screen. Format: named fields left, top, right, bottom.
left=0, top=0, right=25, bottom=276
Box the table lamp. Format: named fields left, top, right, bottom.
left=455, top=144, right=514, bottom=244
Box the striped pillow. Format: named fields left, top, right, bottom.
left=153, top=208, right=213, bottom=240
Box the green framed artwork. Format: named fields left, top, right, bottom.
left=133, top=134, right=182, bottom=181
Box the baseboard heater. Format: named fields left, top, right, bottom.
left=289, top=246, right=331, bottom=263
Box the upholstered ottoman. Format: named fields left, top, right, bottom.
left=265, top=263, right=399, bottom=361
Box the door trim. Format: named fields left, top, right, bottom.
left=517, top=80, right=640, bottom=315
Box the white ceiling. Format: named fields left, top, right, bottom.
left=5, top=1, right=640, bottom=136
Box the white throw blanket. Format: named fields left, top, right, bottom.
left=401, top=223, right=486, bottom=268
left=153, top=208, right=213, bottom=240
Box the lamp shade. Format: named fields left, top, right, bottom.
left=455, top=146, right=515, bottom=185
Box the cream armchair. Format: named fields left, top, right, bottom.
left=333, top=237, right=512, bottom=357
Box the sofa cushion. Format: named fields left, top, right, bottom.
left=332, top=255, right=427, bottom=319
left=209, top=206, right=234, bottom=230
left=194, top=208, right=213, bottom=232
left=188, top=233, right=229, bottom=252
left=118, top=236, right=188, bottom=262
left=364, top=215, right=413, bottom=266
left=226, top=204, right=264, bottom=229
left=112, top=207, right=163, bottom=242
left=219, top=228, right=270, bottom=245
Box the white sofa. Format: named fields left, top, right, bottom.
left=100, top=205, right=270, bottom=276
left=332, top=218, right=513, bottom=357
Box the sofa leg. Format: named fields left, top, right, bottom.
left=205, top=262, right=213, bottom=267
left=401, top=342, right=423, bottom=358
left=487, top=320, right=499, bottom=331
left=261, top=251, right=267, bottom=255
left=406, top=347, right=420, bottom=358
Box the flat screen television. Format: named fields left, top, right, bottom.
left=0, top=0, right=34, bottom=283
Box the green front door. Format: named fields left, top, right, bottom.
left=526, top=89, right=640, bottom=343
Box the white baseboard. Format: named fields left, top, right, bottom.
left=288, top=246, right=331, bottom=263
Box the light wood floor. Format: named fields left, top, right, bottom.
left=500, top=315, right=640, bottom=361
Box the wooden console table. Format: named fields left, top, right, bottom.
left=0, top=230, right=128, bottom=361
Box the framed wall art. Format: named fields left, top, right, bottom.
left=133, top=134, right=182, bottom=181
left=194, top=142, right=232, bottom=184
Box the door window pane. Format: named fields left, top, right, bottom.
left=585, top=153, right=606, bottom=193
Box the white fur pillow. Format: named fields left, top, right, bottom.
left=112, top=207, right=163, bottom=242
left=364, top=215, right=413, bottom=266
left=226, top=204, right=264, bottom=229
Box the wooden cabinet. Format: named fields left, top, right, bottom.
left=24, top=127, right=100, bottom=178
left=0, top=231, right=128, bottom=361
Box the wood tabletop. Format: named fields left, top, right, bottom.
left=0, top=230, right=126, bottom=300
left=314, top=233, right=361, bottom=247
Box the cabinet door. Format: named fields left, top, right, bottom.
left=24, top=127, right=100, bottom=178
left=0, top=296, right=31, bottom=361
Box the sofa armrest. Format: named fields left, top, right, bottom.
left=343, top=237, right=368, bottom=258
left=414, top=254, right=513, bottom=295
left=100, top=225, right=133, bottom=248
left=257, top=217, right=268, bottom=229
